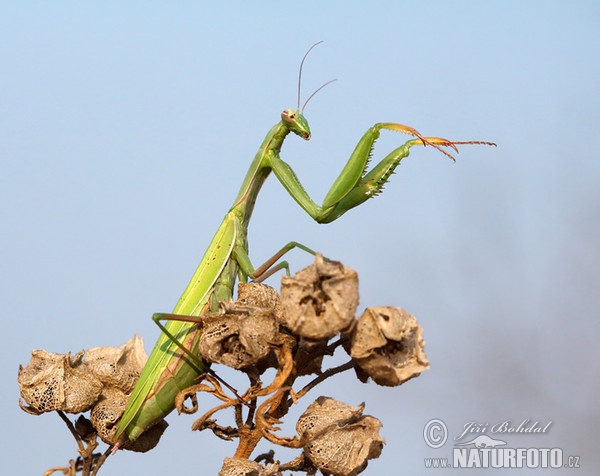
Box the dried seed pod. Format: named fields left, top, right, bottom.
left=281, top=254, right=359, bottom=340
left=90, top=387, right=130, bottom=445
left=198, top=304, right=278, bottom=370
left=350, top=307, right=429, bottom=386
left=86, top=335, right=147, bottom=393
left=297, top=396, right=365, bottom=441
left=254, top=330, right=298, bottom=375
left=18, top=350, right=103, bottom=414
left=218, top=457, right=279, bottom=476
left=237, top=282, right=283, bottom=321
left=305, top=414, right=384, bottom=476
left=297, top=396, right=385, bottom=476
left=89, top=386, right=167, bottom=452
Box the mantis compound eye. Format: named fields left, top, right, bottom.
left=281, top=109, right=296, bottom=122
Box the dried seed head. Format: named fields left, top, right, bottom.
left=297, top=396, right=385, bottom=476
left=17, top=337, right=163, bottom=451
left=350, top=307, right=429, bottom=386
left=86, top=335, right=147, bottom=393
left=281, top=254, right=359, bottom=340
left=297, top=396, right=365, bottom=441
left=218, top=457, right=279, bottom=476
left=18, top=350, right=103, bottom=414
left=237, top=282, right=283, bottom=321
left=89, top=386, right=167, bottom=452
left=198, top=304, right=278, bottom=370
left=90, top=387, right=130, bottom=445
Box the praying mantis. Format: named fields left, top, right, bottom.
left=114, top=44, right=495, bottom=446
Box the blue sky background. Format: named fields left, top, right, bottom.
left=2, top=2, right=599, bottom=474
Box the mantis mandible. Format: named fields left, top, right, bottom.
left=114, top=44, right=495, bottom=446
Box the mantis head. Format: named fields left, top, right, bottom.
left=283, top=42, right=335, bottom=142
left=281, top=109, right=311, bottom=140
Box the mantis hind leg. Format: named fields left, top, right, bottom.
left=151, top=313, right=206, bottom=374
left=151, top=313, right=244, bottom=398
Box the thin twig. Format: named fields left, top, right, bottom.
left=90, top=448, right=112, bottom=476
left=295, top=360, right=355, bottom=399
left=56, top=411, right=85, bottom=453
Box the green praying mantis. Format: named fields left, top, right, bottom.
left=114, top=44, right=495, bottom=447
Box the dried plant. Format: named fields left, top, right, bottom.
left=18, top=255, right=429, bottom=475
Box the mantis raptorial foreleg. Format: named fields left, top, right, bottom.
left=268, top=122, right=494, bottom=224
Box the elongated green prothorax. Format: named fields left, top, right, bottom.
left=114, top=45, right=495, bottom=447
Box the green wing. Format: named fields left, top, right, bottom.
left=115, top=214, right=238, bottom=441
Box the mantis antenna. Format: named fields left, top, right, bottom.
left=302, top=79, right=337, bottom=113
left=297, top=41, right=337, bottom=112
